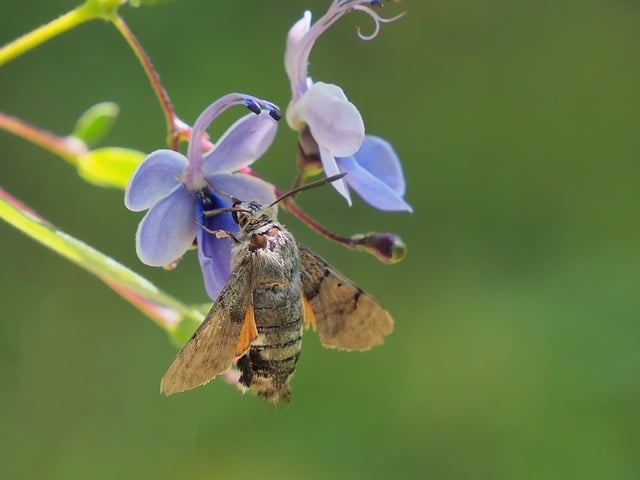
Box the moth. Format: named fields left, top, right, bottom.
left=160, top=176, right=394, bottom=403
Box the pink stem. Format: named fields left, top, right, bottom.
left=0, top=111, right=86, bottom=161
left=112, top=15, right=183, bottom=150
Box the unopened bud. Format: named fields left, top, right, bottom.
left=350, top=232, right=406, bottom=264
left=72, top=102, right=119, bottom=147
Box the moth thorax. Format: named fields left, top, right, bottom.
left=250, top=227, right=281, bottom=252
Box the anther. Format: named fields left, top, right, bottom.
left=268, top=106, right=282, bottom=121
left=244, top=99, right=262, bottom=114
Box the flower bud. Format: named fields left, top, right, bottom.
left=350, top=232, right=407, bottom=264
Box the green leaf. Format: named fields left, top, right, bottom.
left=0, top=187, right=204, bottom=336
left=77, top=147, right=144, bottom=189
left=72, top=102, right=120, bottom=146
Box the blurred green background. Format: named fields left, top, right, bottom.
left=1, top=1, right=639, bottom=479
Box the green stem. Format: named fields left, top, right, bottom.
left=0, top=187, right=203, bottom=335
left=0, top=4, right=98, bottom=68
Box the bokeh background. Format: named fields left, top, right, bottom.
left=1, top=1, right=639, bottom=479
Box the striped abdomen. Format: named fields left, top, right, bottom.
left=236, top=226, right=303, bottom=403
left=237, top=283, right=303, bottom=403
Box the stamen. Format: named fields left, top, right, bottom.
left=353, top=5, right=405, bottom=41
left=244, top=98, right=262, bottom=115
left=268, top=106, right=282, bottom=121
left=183, top=93, right=279, bottom=190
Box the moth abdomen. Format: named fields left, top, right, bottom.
left=238, top=284, right=304, bottom=403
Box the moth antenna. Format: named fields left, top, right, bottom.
left=269, top=173, right=347, bottom=207
left=202, top=206, right=252, bottom=218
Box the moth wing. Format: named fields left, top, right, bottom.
left=160, top=259, right=255, bottom=396
left=299, top=244, right=394, bottom=351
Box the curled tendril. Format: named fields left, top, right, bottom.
left=328, top=1, right=405, bottom=42
left=317, top=1, right=404, bottom=44
left=352, top=5, right=406, bottom=41
left=287, top=0, right=405, bottom=101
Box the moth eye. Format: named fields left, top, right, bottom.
left=231, top=201, right=242, bottom=224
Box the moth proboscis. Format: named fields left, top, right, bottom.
left=160, top=175, right=394, bottom=403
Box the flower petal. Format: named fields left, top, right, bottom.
left=286, top=82, right=364, bottom=157
left=285, top=10, right=312, bottom=83
left=135, top=185, right=197, bottom=266
left=202, top=112, right=278, bottom=176
left=353, top=136, right=406, bottom=195
left=196, top=196, right=236, bottom=301
left=125, top=149, right=187, bottom=212
left=320, top=146, right=352, bottom=205
left=336, top=156, right=412, bottom=212
left=207, top=173, right=276, bottom=205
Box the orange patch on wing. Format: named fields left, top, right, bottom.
left=302, top=295, right=316, bottom=331
left=235, top=304, right=258, bottom=355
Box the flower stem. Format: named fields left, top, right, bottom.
left=0, top=4, right=97, bottom=68
left=284, top=198, right=405, bottom=263
left=110, top=15, right=182, bottom=150
left=0, top=111, right=87, bottom=165
left=0, top=187, right=204, bottom=336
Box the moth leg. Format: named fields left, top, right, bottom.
left=195, top=222, right=240, bottom=244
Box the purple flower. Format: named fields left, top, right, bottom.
left=125, top=94, right=280, bottom=300
left=284, top=1, right=411, bottom=212
left=335, top=136, right=411, bottom=212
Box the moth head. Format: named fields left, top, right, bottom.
left=203, top=174, right=345, bottom=230
left=231, top=201, right=277, bottom=231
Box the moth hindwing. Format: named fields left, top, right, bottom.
left=161, top=200, right=394, bottom=403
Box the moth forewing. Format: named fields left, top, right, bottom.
left=160, top=260, right=254, bottom=396
left=299, top=244, right=394, bottom=351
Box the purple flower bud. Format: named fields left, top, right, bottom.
left=351, top=231, right=407, bottom=264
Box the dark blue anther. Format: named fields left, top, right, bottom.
left=268, top=107, right=281, bottom=121
left=244, top=99, right=261, bottom=114
left=370, top=0, right=383, bottom=7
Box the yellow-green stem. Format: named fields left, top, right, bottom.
left=0, top=4, right=98, bottom=68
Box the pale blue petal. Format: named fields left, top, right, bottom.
left=320, top=146, right=352, bottom=205
left=285, top=10, right=312, bottom=86
left=202, top=112, right=278, bottom=176
left=336, top=156, right=413, bottom=212
left=196, top=196, right=236, bottom=301
left=135, top=185, right=197, bottom=266
left=206, top=173, right=276, bottom=205
left=125, top=149, right=187, bottom=211
left=355, top=136, right=406, bottom=195
left=286, top=82, right=364, bottom=156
